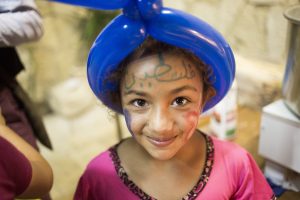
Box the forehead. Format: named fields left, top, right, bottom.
left=120, top=53, right=203, bottom=94
left=125, top=53, right=198, bottom=76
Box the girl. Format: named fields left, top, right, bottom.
left=74, top=37, right=275, bottom=200
left=69, top=0, right=275, bottom=199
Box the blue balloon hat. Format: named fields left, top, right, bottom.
left=50, top=0, right=235, bottom=114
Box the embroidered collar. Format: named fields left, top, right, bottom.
left=109, top=132, right=214, bottom=200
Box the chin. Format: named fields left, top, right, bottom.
left=148, top=149, right=178, bottom=161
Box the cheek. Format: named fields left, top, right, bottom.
left=123, top=110, right=146, bottom=136
left=184, top=111, right=199, bottom=125
left=182, top=111, right=200, bottom=136
left=123, top=109, right=134, bottom=136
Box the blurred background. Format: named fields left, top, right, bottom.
left=15, top=0, right=300, bottom=199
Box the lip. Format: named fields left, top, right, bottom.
left=146, top=135, right=177, bottom=148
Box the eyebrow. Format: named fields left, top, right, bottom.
left=124, top=85, right=198, bottom=96
left=123, top=90, right=148, bottom=96
left=170, top=85, right=199, bottom=94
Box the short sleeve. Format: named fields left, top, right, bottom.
left=74, top=149, right=137, bottom=200
left=74, top=157, right=109, bottom=200
left=232, top=152, right=275, bottom=200
left=0, top=136, right=32, bottom=199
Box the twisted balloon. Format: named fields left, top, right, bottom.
left=50, top=0, right=235, bottom=113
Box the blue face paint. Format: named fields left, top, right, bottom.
left=123, top=109, right=134, bottom=137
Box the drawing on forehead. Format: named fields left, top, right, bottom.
left=123, top=53, right=197, bottom=91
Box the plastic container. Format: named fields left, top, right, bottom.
left=209, top=81, right=238, bottom=140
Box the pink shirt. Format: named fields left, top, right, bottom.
left=74, top=134, right=275, bottom=200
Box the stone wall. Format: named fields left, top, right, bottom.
left=164, top=0, right=299, bottom=108
left=17, top=2, right=89, bottom=103
left=165, top=0, right=299, bottom=63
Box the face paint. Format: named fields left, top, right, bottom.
left=123, top=109, right=134, bottom=137
left=124, top=53, right=197, bottom=91
left=184, top=111, right=200, bottom=140
left=120, top=53, right=204, bottom=160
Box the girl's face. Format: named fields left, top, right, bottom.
left=121, top=53, right=204, bottom=161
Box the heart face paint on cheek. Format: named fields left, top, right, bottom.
left=184, top=111, right=200, bottom=139
left=185, top=111, right=199, bottom=118
left=123, top=109, right=135, bottom=137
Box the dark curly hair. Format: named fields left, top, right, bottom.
left=103, top=37, right=216, bottom=113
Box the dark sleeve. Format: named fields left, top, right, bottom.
left=0, top=136, right=32, bottom=199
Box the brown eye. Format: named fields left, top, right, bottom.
left=132, top=99, right=148, bottom=107
left=172, top=97, right=189, bottom=106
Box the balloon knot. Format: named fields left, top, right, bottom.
left=122, top=0, right=162, bottom=21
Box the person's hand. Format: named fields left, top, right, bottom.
left=0, top=107, right=6, bottom=125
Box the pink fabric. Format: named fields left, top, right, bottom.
left=74, top=136, right=274, bottom=200
left=199, top=138, right=274, bottom=200
left=74, top=150, right=139, bottom=200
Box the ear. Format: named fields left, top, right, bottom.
left=201, top=87, right=216, bottom=110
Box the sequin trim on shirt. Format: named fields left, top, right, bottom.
left=109, top=132, right=214, bottom=200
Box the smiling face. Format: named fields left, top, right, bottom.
left=120, top=53, right=204, bottom=161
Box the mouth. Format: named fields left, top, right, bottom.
left=146, top=135, right=177, bottom=148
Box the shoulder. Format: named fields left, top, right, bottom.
left=208, top=136, right=274, bottom=198
left=74, top=148, right=115, bottom=196
left=74, top=143, right=128, bottom=199
left=82, top=148, right=115, bottom=178
left=79, top=142, right=125, bottom=182
left=212, top=136, right=249, bottom=160
left=210, top=136, right=258, bottom=175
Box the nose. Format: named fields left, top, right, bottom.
left=148, top=106, right=173, bottom=134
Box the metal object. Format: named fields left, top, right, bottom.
left=282, top=5, right=300, bottom=118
